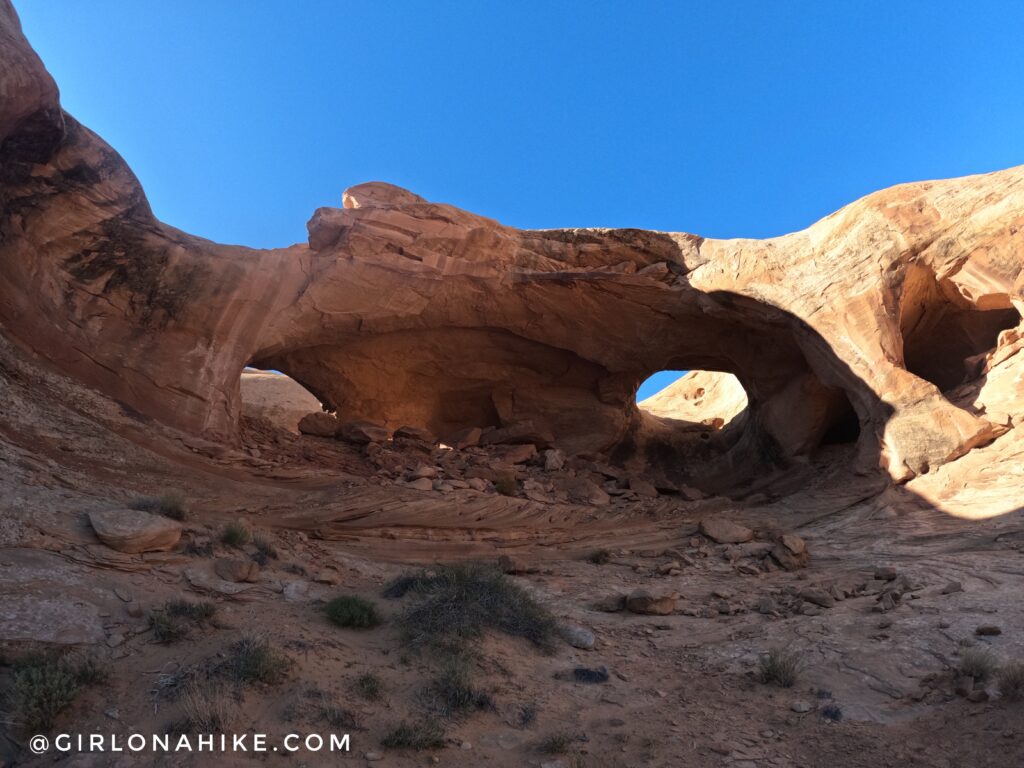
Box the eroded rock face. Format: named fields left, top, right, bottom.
left=0, top=1, right=1021, bottom=493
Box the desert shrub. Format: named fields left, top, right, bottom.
left=10, top=653, right=107, bottom=731
left=165, top=600, right=217, bottom=621
left=395, top=561, right=557, bottom=652
left=587, top=549, right=611, bottom=565
left=149, top=600, right=217, bottom=643
left=381, top=719, right=446, bottom=750
left=425, top=656, right=493, bottom=717
left=220, top=522, right=251, bottom=548
left=131, top=491, right=187, bottom=520
left=226, top=636, right=290, bottom=685
left=959, top=646, right=997, bottom=683
left=325, top=596, right=381, bottom=629
left=355, top=672, right=383, bottom=701
left=539, top=731, right=574, bottom=754
left=758, top=647, right=801, bottom=687
left=383, top=572, right=432, bottom=599
left=997, top=662, right=1024, bottom=701
left=252, top=533, right=278, bottom=563
left=178, top=680, right=233, bottom=732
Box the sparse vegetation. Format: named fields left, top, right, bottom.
left=394, top=561, right=557, bottom=652
left=539, top=731, right=574, bottom=754
left=587, top=548, right=611, bottom=565
left=130, top=491, right=187, bottom=520
left=325, top=595, right=382, bottom=629
left=149, top=600, right=217, bottom=643
left=997, top=662, right=1024, bottom=701
left=226, top=636, right=290, bottom=685
left=355, top=672, right=383, bottom=701
left=177, top=680, right=233, bottom=732
left=317, top=701, right=360, bottom=728
left=425, top=656, right=493, bottom=717
left=959, top=646, right=997, bottom=683
left=381, top=719, right=446, bottom=750
left=220, top=521, right=251, bottom=548
left=10, top=652, right=107, bottom=731
left=383, top=572, right=431, bottom=598
left=252, top=533, right=278, bottom=563
left=758, top=647, right=802, bottom=687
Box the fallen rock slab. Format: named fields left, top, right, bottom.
left=700, top=517, right=753, bottom=544
left=297, top=411, right=339, bottom=437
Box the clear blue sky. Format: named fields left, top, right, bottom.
left=17, top=1, right=1023, bottom=400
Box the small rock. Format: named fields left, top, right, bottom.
left=466, top=477, right=488, bottom=492
left=799, top=587, right=835, bottom=608
left=593, top=594, right=626, bottom=613
left=976, top=624, right=1002, bottom=636
left=408, top=464, right=437, bottom=480
left=460, top=741, right=472, bottom=750
left=560, top=625, right=596, bottom=650
left=626, top=589, right=677, bottom=615
left=404, top=477, right=434, bottom=491
left=393, top=425, right=436, bottom=444
left=771, top=543, right=809, bottom=571
left=874, top=566, right=898, bottom=581
left=337, top=420, right=389, bottom=444
left=781, top=534, right=806, bottom=555
left=791, top=701, right=812, bottom=713
left=495, top=443, right=537, bottom=464
left=966, top=689, right=990, bottom=703
left=444, top=426, right=482, bottom=449
left=699, top=517, right=753, bottom=544
left=627, top=476, right=659, bottom=499
left=941, top=581, right=963, bottom=595
left=542, top=449, right=565, bottom=471
left=572, top=666, right=609, bottom=684
left=125, top=602, right=144, bottom=618
left=364, top=751, right=384, bottom=761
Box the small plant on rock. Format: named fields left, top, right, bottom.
left=587, top=549, right=611, bottom=565
left=539, top=731, right=574, bottom=754
left=325, top=596, right=382, bottom=629
left=177, top=680, right=234, bottom=733
left=131, top=491, right=187, bottom=520
left=758, top=647, right=802, bottom=688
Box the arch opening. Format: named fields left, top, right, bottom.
left=239, top=366, right=324, bottom=434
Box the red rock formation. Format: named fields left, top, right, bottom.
left=1, top=0, right=1020, bottom=492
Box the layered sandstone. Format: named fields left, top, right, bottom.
left=1, top=0, right=1021, bottom=494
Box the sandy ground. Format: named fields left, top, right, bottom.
left=1, top=334, right=1023, bottom=768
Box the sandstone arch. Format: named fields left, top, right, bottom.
left=1, top=0, right=1020, bottom=492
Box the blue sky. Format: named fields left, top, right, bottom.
left=17, top=1, right=1023, bottom=401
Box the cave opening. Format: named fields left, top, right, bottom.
left=900, top=266, right=1021, bottom=391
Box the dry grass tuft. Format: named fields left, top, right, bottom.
left=758, top=647, right=802, bottom=687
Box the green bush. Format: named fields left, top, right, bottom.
left=325, top=596, right=382, bottom=629
left=395, top=561, right=557, bottom=652
left=226, top=637, right=290, bottom=685
left=10, top=653, right=107, bottom=731
left=220, top=522, right=251, bottom=548
left=381, top=719, right=446, bottom=750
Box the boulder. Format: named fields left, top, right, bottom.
left=560, top=625, right=596, bottom=650
left=444, top=427, right=482, bottom=450
left=699, top=518, right=753, bottom=544
left=541, top=449, right=565, bottom=471
left=337, top=420, right=390, bottom=444
left=214, top=558, right=261, bottom=583
left=559, top=478, right=611, bottom=506
left=88, top=509, right=182, bottom=554
left=298, top=411, right=339, bottom=437
left=479, top=421, right=554, bottom=449
left=627, top=476, right=659, bottom=499
left=625, top=589, right=677, bottom=615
